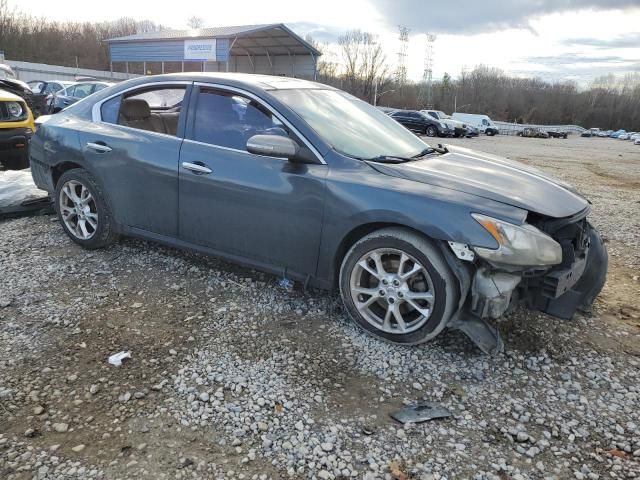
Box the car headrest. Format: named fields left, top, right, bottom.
left=121, top=98, right=151, bottom=120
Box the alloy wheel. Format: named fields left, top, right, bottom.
left=59, top=180, right=98, bottom=240
left=349, top=248, right=435, bottom=334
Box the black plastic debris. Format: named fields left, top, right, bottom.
left=0, top=170, right=53, bottom=220
left=390, top=401, right=452, bottom=424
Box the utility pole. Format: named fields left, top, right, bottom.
left=395, top=26, right=410, bottom=88
left=418, top=33, right=436, bottom=109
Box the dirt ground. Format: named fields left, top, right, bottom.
left=1, top=134, right=639, bottom=480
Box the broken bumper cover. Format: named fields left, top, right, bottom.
left=449, top=223, right=607, bottom=355
left=531, top=224, right=608, bottom=319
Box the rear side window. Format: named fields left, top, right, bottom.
left=100, top=86, right=186, bottom=137
left=191, top=89, right=288, bottom=151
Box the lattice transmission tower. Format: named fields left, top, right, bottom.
left=395, top=26, right=410, bottom=87
left=418, top=33, right=437, bottom=109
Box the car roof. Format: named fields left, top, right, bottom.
left=117, top=72, right=333, bottom=91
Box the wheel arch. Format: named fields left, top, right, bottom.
left=52, top=161, right=84, bottom=189
left=332, top=222, right=444, bottom=288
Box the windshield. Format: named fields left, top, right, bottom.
left=437, top=111, right=451, bottom=119
left=271, top=88, right=429, bottom=160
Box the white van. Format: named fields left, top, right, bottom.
left=452, top=113, right=499, bottom=136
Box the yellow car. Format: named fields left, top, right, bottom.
left=1, top=88, right=35, bottom=170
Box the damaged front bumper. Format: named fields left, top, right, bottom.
left=448, top=220, right=608, bottom=354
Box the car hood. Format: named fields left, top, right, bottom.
left=0, top=78, right=31, bottom=94
left=368, top=144, right=589, bottom=218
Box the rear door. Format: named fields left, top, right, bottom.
left=178, top=84, right=327, bottom=278
left=77, top=82, right=191, bottom=237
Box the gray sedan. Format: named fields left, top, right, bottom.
left=29, top=73, right=607, bottom=353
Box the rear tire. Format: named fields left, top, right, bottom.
left=339, top=228, right=458, bottom=345
left=55, top=169, right=117, bottom=249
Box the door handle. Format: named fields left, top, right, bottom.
left=86, top=142, right=112, bottom=153
left=182, top=162, right=212, bottom=174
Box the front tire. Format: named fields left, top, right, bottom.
left=55, top=169, right=117, bottom=249
left=339, top=228, right=458, bottom=345
left=426, top=125, right=437, bottom=137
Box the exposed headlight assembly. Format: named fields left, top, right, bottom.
left=472, top=213, right=562, bottom=267
left=6, top=101, right=25, bottom=118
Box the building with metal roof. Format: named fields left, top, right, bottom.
left=105, top=23, right=321, bottom=79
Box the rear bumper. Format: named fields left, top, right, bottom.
left=0, top=127, right=31, bottom=148
left=0, top=127, right=32, bottom=164
left=29, top=157, right=55, bottom=192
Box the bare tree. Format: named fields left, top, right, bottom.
left=338, top=30, right=388, bottom=101
left=187, top=16, right=205, bottom=29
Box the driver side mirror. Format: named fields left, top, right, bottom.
left=246, top=134, right=299, bottom=160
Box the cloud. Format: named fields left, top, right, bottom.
left=368, top=0, right=640, bottom=34
left=525, top=54, right=638, bottom=65
left=563, top=32, right=640, bottom=49
left=287, top=22, right=343, bottom=44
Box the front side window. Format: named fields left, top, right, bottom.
left=100, top=85, right=186, bottom=137
left=482, top=119, right=489, bottom=126
left=192, top=89, right=288, bottom=151
left=271, top=88, right=428, bottom=160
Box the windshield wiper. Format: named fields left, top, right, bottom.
left=367, top=145, right=448, bottom=164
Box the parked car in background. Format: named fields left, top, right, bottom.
left=547, top=129, right=568, bottom=139
left=596, top=130, right=609, bottom=137
left=422, top=110, right=467, bottom=137
left=518, top=127, right=550, bottom=139
left=610, top=129, right=626, bottom=138
left=451, top=113, right=499, bottom=136
left=581, top=130, right=594, bottom=138
left=48, top=81, right=114, bottom=113
left=0, top=86, right=35, bottom=170
left=0, top=63, right=37, bottom=117
left=28, top=80, right=74, bottom=117
left=618, top=133, right=630, bottom=140
left=389, top=109, right=451, bottom=137
left=635, top=138, right=640, bottom=145
left=465, top=125, right=479, bottom=137
left=28, top=80, right=72, bottom=95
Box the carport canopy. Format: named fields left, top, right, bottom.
left=106, top=23, right=321, bottom=79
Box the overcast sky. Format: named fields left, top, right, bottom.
left=9, top=0, right=640, bottom=85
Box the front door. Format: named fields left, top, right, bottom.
left=178, top=85, right=327, bottom=279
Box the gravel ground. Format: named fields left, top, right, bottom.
left=1, top=135, right=639, bottom=480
